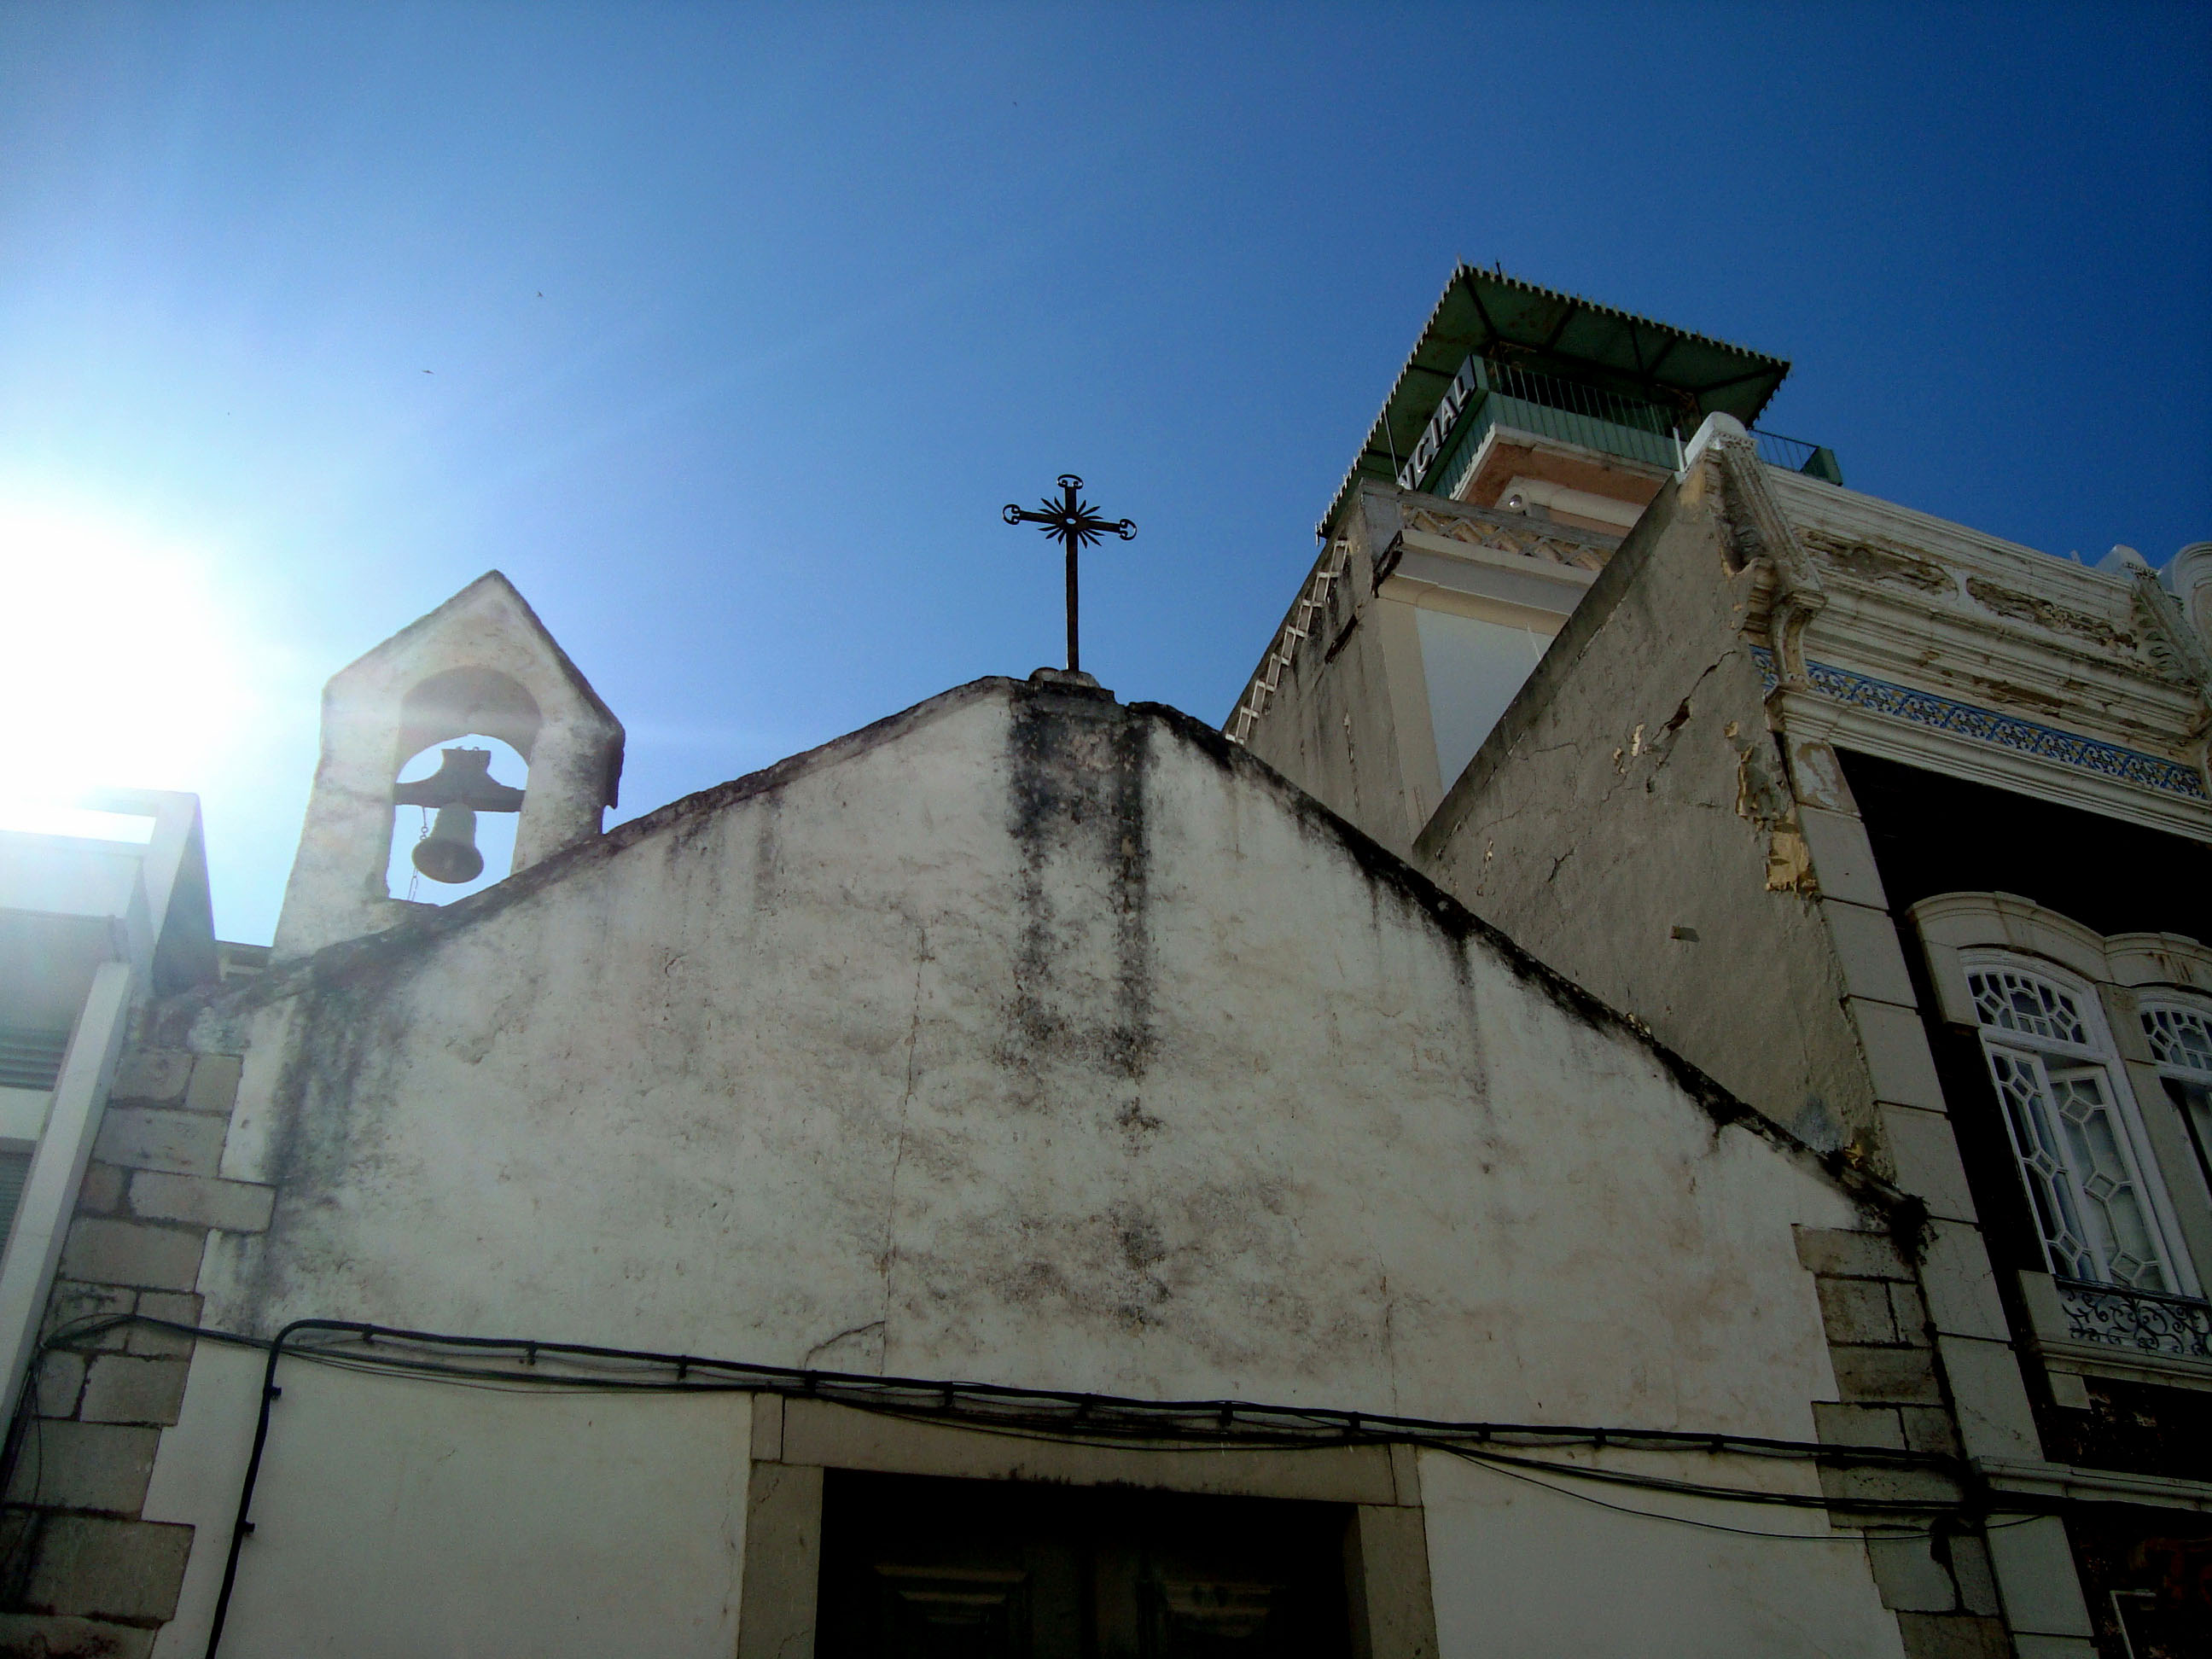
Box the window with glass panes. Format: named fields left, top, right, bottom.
left=1965, top=958, right=2177, bottom=1289
left=2140, top=998, right=2212, bottom=1208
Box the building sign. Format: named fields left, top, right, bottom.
left=1395, top=354, right=1483, bottom=492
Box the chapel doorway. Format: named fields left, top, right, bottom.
left=814, top=1470, right=1354, bottom=1659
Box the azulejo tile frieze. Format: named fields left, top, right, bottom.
left=1753, top=647, right=2209, bottom=803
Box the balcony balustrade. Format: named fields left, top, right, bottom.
left=2058, top=1277, right=2212, bottom=1362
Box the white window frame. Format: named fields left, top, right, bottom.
left=1960, top=950, right=2195, bottom=1295
left=2138, top=994, right=2212, bottom=1213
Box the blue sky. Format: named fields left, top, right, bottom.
left=2, top=3, right=2207, bottom=943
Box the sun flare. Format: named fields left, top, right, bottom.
left=0, top=500, right=260, bottom=826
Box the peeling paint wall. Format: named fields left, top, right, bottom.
left=141, top=675, right=1897, bottom=1654
left=1415, top=464, right=1880, bottom=1156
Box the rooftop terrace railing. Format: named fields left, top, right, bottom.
left=1405, top=358, right=1678, bottom=493
left=1396, top=354, right=1843, bottom=495
left=1752, top=428, right=1845, bottom=486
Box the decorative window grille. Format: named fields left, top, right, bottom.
left=1970, top=967, right=2091, bottom=1045
left=1965, top=961, right=2175, bottom=1291
left=2143, top=1004, right=2212, bottom=1075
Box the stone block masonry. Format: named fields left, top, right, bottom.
left=1795, top=1225, right=2011, bottom=1656
left=0, top=1043, right=261, bottom=1656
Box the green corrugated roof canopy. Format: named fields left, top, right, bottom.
left=1319, top=266, right=1791, bottom=538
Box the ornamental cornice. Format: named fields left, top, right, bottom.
left=2129, top=569, right=2212, bottom=729
left=1744, top=477, right=2212, bottom=752
left=1800, top=591, right=2201, bottom=726
left=1396, top=499, right=1613, bottom=573
left=1748, top=583, right=2204, bottom=776
left=1768, top=470, right=2154, bottom=619
left=1770, top=528, right=2183, bottom=686
left=1756, top=649, right=2206, bottom=802
left=1976, top=1457, right=2212, bottom=1508
left=1768, top=695, right=2210, bottom=843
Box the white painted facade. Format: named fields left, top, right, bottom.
left=112, top=633, right=1906, bottom=1656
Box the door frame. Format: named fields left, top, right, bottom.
left=735, top=1395, right=1439, bottom=1659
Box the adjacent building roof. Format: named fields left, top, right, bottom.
left=1318, top=267, right=1791, bottom=538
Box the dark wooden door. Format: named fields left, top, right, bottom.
left=815, top=1471, right=1353, bottom=1659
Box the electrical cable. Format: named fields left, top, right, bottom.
left=0, top=1342, right=50, bottom=1584
left=40, top=1312, right=1953, bottom=1470
left=1424, top=1442, right=2055, bottom=1545
left=257, top=1353, right=2034, bottom=1545
left=25, top=1311, right=2051, bottom=1657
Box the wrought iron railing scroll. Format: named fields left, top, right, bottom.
left=2057, top=1278, right=2212, bottom=1361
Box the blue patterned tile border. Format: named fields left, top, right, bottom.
left=1752, top=647, right=2209, bottom=802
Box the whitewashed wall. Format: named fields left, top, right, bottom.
left=1421, top=1448, right=1906, bottom=1658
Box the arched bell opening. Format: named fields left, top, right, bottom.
left=273, top=575, right=626, bottom=962
left=385, top=735, right=528, bottom=905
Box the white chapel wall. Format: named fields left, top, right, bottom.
left=1420, top=1447, right=1906, bottom=1659
left=144, top=1343, right=749, bottom=1658
left=143, top=678, right=1895, bottom=1653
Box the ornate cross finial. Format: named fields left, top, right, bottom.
left=1002, top=474, right=1136, bottom=673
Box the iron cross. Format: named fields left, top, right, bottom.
left=1002, top=474, right=1136, bottom=673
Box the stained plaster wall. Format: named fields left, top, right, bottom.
left=1415, top=461, right=1879, bottom=1159
left=143, top=676, right=1900, bottom=1652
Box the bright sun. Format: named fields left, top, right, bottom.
left=0, top=500, right=259, bottom=826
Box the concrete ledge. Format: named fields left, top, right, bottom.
left=1976, top=1456, right=2212, bottom=1514
left=777, top=1397, right=1402, bottom=1505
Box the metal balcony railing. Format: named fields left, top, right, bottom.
left=1399, top=355, right=1842, bottom=497
left=1751, top=428, right=1845, bottom=486
left=2058, top=1277, right=2212, bottom=1361
left=1408, top=358, right=1677, bottom=494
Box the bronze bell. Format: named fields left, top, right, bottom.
left=413, top=806, right=485, bottom=884
left=393, top=748, right=527, bottom=887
